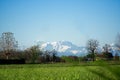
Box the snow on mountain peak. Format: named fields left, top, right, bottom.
left=70, top=50, right=78, bottom=54
left=59, top=45, right=71, bottom=52
left=36, top=41, right=87, bottom=56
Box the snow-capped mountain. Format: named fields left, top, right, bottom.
left=36, top=41, right=87, bottom=56
left=35, top=41, right=119, bottom=56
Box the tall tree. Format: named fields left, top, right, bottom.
left=103, top=44, right=111, bottom=53
left=86, top=39, right=99, bottom=61
left=51, top=49, right=57, bottom=62
left=0, top=32, right=18, bottom=59
left=115, top=33, right=120, bottom=51
left=44, top=50, right=51, bottom=62
left=102, top=44, right=113, bottom=60
left=26, top=45, right=42, bottom=63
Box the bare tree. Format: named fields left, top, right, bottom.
left=102, top=44, right=113, bottom=60
left=26, top=45, right=42, bottom=63
left=115, top=33, right=120, bottom=50
left=103, top=44, right=111, bottom=53
left=86, top=39, right=99, bottom=61
left=0, top=32, right=18, bottom=59
left=44, top=50, right=51, bottom=62
left=51, top=49, right=57, bottom=62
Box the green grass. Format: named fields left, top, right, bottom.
left=0, top=63, right=120, bottom=80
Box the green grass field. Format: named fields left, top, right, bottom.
left=0, top=63, right=120, bottom=80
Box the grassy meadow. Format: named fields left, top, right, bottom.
left=0, top=62, right=120, bottom=80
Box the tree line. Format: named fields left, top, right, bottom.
left=0, top=32, right=63, bottom=63
left=85, top=33, right=120, bottom=61
left=0, top=32, right=120, bottom=64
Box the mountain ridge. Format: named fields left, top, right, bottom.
left=37, top=41, right=87, bottom=56
left=36, top=41, right=118, bottom=56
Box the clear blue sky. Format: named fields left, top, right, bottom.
left=0, top=0, right=120, bottom=47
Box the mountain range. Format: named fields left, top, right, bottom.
left=36, top=41, right=118, bottom=56
left=37, top=41, right=88, bottom=56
